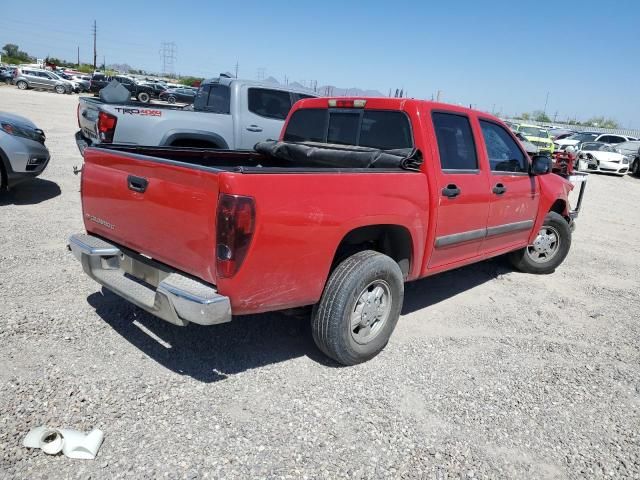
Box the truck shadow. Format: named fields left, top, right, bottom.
left=401, top=257, right=510, bottom=314
left=87, top=257, right=510, bottom=382
left=87, top=289, right=326, bottom=383
left=0, top=178, right=61, bottom=205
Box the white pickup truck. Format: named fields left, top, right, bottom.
left=76, top=77, right=316, bottom=153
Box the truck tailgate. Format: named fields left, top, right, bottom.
left=78, top=99, right=100, bottom=143
left=81, top=147, right=220, bottom=285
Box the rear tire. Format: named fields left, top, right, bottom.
left=137, top=91, right=150, bottom=103
left=55, top=85, right=65, bottom=94
left=17, top=80, right=28, bottom=90
left=632, top=158, right=640, bottom=177
left=167, top=96, right=176, bottom=104
left=311, top=250, right=404, bottom=366
left=508, top=212, right=571, bottom=274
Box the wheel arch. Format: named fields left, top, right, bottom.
left=162, top=130, right=229, bottom=149
left=330, top=224, right=413, bottom=279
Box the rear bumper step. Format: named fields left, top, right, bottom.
left=68, top=233, right=231, bottom=326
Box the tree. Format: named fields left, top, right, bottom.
left=520, top=112, right=530, bottom=121
left=585, top=116, right=619, bottom=129
left=532, top=110, right=551, bottom=123
left=2, top=43, right=31, bottom=63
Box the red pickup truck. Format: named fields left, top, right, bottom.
left=69, top=97, right=579, bottom=365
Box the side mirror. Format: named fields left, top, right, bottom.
left=531, top=155, right=552, bottom=175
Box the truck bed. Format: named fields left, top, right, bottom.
left=80, top=143, right=427, bottom=312
left=89, top=143, right=421, bottom=172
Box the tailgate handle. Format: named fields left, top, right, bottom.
left=127, top=175, right=148, bottom=193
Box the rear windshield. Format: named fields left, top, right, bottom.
left=284, top=108, right=413, bottom=150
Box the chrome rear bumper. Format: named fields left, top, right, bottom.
left=68, top=234, right=231, bottom=326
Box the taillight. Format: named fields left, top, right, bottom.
left=97, top=111, right=117, bottom=143
left=216, top=194, right=256, bottom=278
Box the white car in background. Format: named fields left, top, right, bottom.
left=577, top=142, right=630, bottom=176
left=555, top=132, right=637, bottom=152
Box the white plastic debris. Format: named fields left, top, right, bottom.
left=23, top=426, right=104, bottom=459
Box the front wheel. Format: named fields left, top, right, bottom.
left=508, top=212, right=571, bottom=274
left=137, top=91, right=150, bottom=103
left=167, top=96, right=176, bottom=104
left=631, top=158, right=640, bottom=177
left=311, top=250, right=404, bottom=366
left=17, top=80, right=28, bottom=90
left=55, top=85, right=65, bottom=94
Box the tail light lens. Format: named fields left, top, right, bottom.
left=97, top=111, right=117, bottom=143
left=216, top=194, right=256, bottom=278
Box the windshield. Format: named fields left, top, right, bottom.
left=519, top=126, right=548, bottom=138
left=568, top=132, right=598, bottom=142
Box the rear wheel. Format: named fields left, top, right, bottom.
left=311, top=250, right=404, bottom=365
left=55, top=85, right=65, bottom=94
left=16, top=80, right=28, bottom=90
left=508, top=212, right=571, bottom=274
left=632, top=158, right=640, bottom=177
left=167, top=96, right=176, bottom=104
left=137, top=91, right=150, bottom=103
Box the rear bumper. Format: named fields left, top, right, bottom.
left=68, top=233, right=231, bottom=327
left=75, top=130, right=92, bottom=156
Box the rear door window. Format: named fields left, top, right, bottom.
left=432, top=112, right=478, bottom=171
left=248, top=88, right=292, bottom=120
left=194, top=84, right=230, bottom=114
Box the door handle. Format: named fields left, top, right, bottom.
left=127, top=175, right=148, bottom=193
left=492, top=183, right=507, bottom=195
left=246, top=125, right=263, bottom=132
left=441, top=184, right=461, bottom=198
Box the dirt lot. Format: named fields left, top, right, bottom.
left=1, top=86, right=639, bottom=479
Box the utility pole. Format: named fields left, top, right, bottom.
left=92, top=20, right=97, bottom=71
left=77, top=46, right=80, bottom=68
left=234, top=61, right=239, bottom=78
left=543, top=91, right=550, bottom=117
left=553, top=111, right=558, bottom=122
left=436, top=90, right=442, bottom=102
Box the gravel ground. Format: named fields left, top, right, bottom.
left=1, top=86, right=639, bottom=479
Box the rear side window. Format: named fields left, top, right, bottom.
left=248, top=88, right=292, bottom=120
left=480, top=120, right=527, bottom=173
left=283, top=108, right=413, bottom=150
left=432, top=112, right=478, bottom=170
left=194, top=84, right=230, bottom=114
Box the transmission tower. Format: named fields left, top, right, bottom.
left=159, top=42, right=177, bottom=76
left=256, top=67, right=266, bottom=81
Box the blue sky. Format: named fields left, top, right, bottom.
left=1, top=0, right=639, bottom=127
